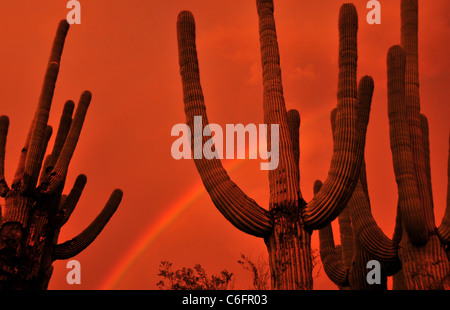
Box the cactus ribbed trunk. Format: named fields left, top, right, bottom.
left=258, top=0, right=310, bottom=289
left=264, top=109, right=312, bottom=290
left=399, top=234, right=450, bottom=289
left=265, top=214, right=313, bottom=290
left=257, top=0, right=299, bottom=212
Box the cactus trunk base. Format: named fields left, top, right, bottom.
left=265, top=213, right=313, bottom=290
left=399, top=234, right=450, bottom=289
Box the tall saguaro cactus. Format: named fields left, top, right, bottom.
left=0, top=21, right=123, bottom=289
left=177, top=1, right=373, bottom=289
left=338, top=0, right=450, bottom=290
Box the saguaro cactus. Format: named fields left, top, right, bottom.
left=0, top=21, right=123, bottom=289
left=339, top=0, right=450, bottom=290
left=177, top=1, right=373, bottom=289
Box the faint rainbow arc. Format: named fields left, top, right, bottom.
left=100, top=110, right=330, bottom=290
left=99, top=178, right=207, bottom=289
left=100, top=158, right=249, bottom=290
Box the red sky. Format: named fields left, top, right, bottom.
left=0, top=1, right=448, bottom=290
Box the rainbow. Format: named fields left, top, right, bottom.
left=100, top=158, right=249, bottom=289
left=99, top=178, right=206, bottom=289
left=99, top=109, right=330, bottom=289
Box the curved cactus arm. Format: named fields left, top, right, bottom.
left=315, top=180, right=350, bottom=287
left=350, top=180, right=399, bottom=262
left=40, top=91, right=91, bottom=195
left=39, top=100, right=74, bottom=184
left=329, top=108, right=355, bottom=267
left=302, top=5, right=372, bottom=229
left=54, top=174, right=87, bottom=228
left=52, top=189, right=123, bottom=260
left=387, top=45, right=428, bottom=245
left=257, top=0, right=299, bottom=209
left=176, top=11, right=273, bottom=238
left=0, top=116, right=10, bottom=197
left=23, top=22, right=70, bottom=193
left=438, top=133, right=450, bottom=245
left=319, top=225, right=350, bottom=287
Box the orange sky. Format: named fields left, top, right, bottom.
left=0, top=1, right=448, bottom=290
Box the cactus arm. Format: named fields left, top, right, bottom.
left=401, top=0, right=435, bottom=234
left=387, top=45, right=428, bottom=245
left=302, top=5, right=372, bottom=229
left=51, top=100, right=75, bottom=161
left=22, top=62, right=59, bottom=192
left=48, top=20, right=70, bottom=65
left=350, top=180, right=399, bottom=262
left=319, top=224, right=350, bottom=287
left=0, top=116, right=9, bottom=197
left=335, top=95, right=399, bottom=263
left=11, top=22, right=69, bottom=189
left=176, top=11, right=273, bottom=238
left=39, top=100, right=74, bottom=184
left=315, top=180, right=350, bottom=287
left=438, top=133, right=450, bottom=245
left=23, top=22, right=69, bottom=193
left=329, top=108, right=354, bottom=267
left=54, top=174, right=87, bottom=228
left=257, top=0, right=299, bottom=209
left=41, top=91, right=91, bottom=194
left=356, top=76, right=375, bottom=135
left=52, top=189, right=123, bottom=260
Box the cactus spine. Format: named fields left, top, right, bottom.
left=177, top=1, right=373, bottom=289
left=0, top=21, right=123, bottom=289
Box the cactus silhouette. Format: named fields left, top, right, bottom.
left=321, top=0, right=450, bottom=290
left=176, top=0, right=373, bottom=289
left=0, top=21, right=123, bottom=289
